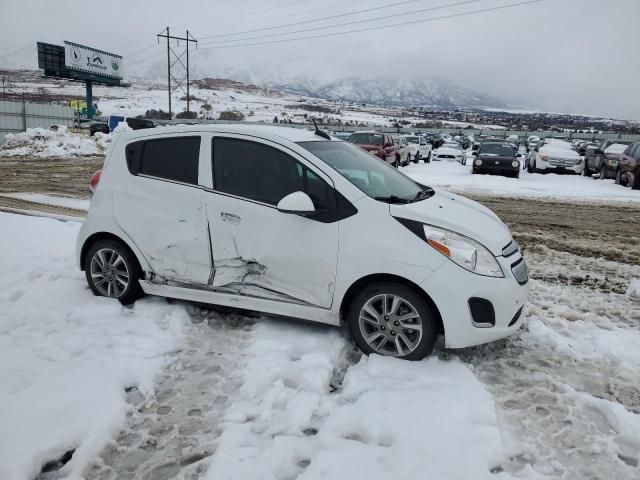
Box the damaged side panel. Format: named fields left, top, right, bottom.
left=205, top=195, right=339, bottom=309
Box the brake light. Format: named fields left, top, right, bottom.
left=90, top=169, right=102, bottom=193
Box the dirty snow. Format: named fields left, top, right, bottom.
left=402, top=160, right=640, bottom=202
left=206, top=321, right=513, bottom=480
left=0, top=213, right=189, bottom=480
left=0, top=125, right=130, bottom=159
left=0, top=192, right=91, bottom=210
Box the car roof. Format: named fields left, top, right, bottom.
left=118, top=124, right=337, bottom=144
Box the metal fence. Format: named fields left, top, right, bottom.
left=0, top=100, right=75, bottom=143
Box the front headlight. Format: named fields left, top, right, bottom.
left=423, top=225, right=504, bottom=277
left=474, top=159, right=482, bottom=166
left=512, top=160, right=519, bottom=168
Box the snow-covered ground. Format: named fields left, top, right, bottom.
left=0, top=213, right=189, bottom=479
left=0, top=192, right=91, bottom=210
left=1, top=207, right=639, bottom=479
left=0, top=126, right=111, bottom=158
left=402, top=160, right=640, bottom=202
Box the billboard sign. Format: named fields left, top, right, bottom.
left=64, top=41, right=123, bottom=79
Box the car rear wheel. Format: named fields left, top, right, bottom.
left=615, top=168, right=627, bottom=186
left=394, top=155, right=400, bottom=168
left=348, top=283, right=437, bottom=360
left=583, top=163, right=591, bottom=176
left=632, top=172, right=640, bottom=190
left=84, top=239, right=144, bottom=305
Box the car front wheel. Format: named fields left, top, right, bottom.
left=348, top=283, right=437, bottom=360
left=84, top=239, right=144, bottom=305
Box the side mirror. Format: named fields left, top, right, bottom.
left=277, top=191, right=316, bottom=215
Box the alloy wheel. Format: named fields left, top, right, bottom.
left=358, top=293, right=423, bottom=357
left=90, top=248, right=130, bottom=298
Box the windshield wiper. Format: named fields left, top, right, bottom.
left=412, top=187, right=435, bottom=202
left=374, top=195, right=412, bottom=204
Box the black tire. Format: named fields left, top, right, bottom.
left=84, top=239, right=144, bottom=305
left=347, top=282, right=437, bottom=361
left=425, top=152, right=431, bottom=163
left=633, top=172, right=640, bottom=190
left=615, top=168, right=627, bottom=186
left=527, top=159, right=534, bottom=173
left=583, top=163, right=591, bottom=176
left=413, top=153, right=420, bottom=164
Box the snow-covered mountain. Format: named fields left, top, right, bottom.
left=263, top=76, right=506, bottom=108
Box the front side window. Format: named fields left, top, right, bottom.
left=133, top=136, right=200, bottom=184
left=299, top=141, right=428, bottom=203
left=212, top=137, right=332, bottom=210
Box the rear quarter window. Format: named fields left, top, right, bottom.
left=126, top=136, right=200, bottom=184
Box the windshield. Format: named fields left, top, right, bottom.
left=479, top=144, right=515, bottom=156
left=348, top=133, right=383, bottom=145
left=298, top=141, right=429, bottom=203
left=405, top=136, right=419, bottom=144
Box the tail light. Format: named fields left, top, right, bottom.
left=89, top=169, right=102, bottom=193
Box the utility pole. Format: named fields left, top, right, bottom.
left=157, top=27, right=198, bottom=119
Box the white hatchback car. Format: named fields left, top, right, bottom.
left=78, top=125, right=529, bottom=360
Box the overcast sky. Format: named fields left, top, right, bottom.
left=1, top=0, right=639, bottom=119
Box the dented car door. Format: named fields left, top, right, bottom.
left=204, top=135, right=339, bottom=308
left=113, top=134, right=212, bottom=285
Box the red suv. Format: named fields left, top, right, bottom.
left=348, top=131, right=401, bottom=167
left=615, top=141, right=640, bottom=189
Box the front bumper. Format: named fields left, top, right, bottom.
left=473, top=162, right=519, bottom=175
left=538, top=158, right=582, bottom=174
left=420, top=250, right=530, bottom=348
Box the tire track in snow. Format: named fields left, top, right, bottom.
left=81, top=306, right=255, bottom=480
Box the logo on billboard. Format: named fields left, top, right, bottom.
left=71, top=47, right=81, bottom=63
left=111, top=60, right=120, bottom=71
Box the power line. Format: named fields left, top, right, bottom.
left=200, top=0, right=543, bottom=50
left=201, top=0, right=484, bottom=46
left=199, top=0, right=430, bottom=41
left=191, top=0, right=314, bottom=26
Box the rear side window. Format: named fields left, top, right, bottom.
left=212, top=137, right=332, bottom=210
left=633, top=144, right=640, bottom=160
left=127, top=136, right=200, bottom=184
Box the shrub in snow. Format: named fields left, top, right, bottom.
left=218, top=110, right=245, bottom=121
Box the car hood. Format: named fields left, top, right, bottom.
left=478, top=154, right=515, bottom=163
left=540, top=146, right=580, bottom=159
left=389, top=190, right=512, bottom=255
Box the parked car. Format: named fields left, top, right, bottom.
left=108, top=115, right=155, bottom=132
left=597, top=141, right=634, bottom=180
left=77, top=120, right=110, bottom=136
left=527, top=139, right=583, bottom=174
left=393, top=136, right=411, bottom=166
left=78, top=124, right=529, bottom=360
left=472, top=142, right=522, bottom=178
left=348, top=131, right=401, bottom=167
left=433, top=142, right=465, bottom=164
left=506, top=135, right=520, bottom=149
left=332, top=131, right=352, bottom=141
left=584, top=140, right=632, bottom=177
left=526, top=135, right=541, bottom=152
left=614, top=141, right=640, bottom=189
left=403, top=134, right=431, bottom=163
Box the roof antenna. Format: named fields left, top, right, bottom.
left=311, top=118, right=331, bottom=140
